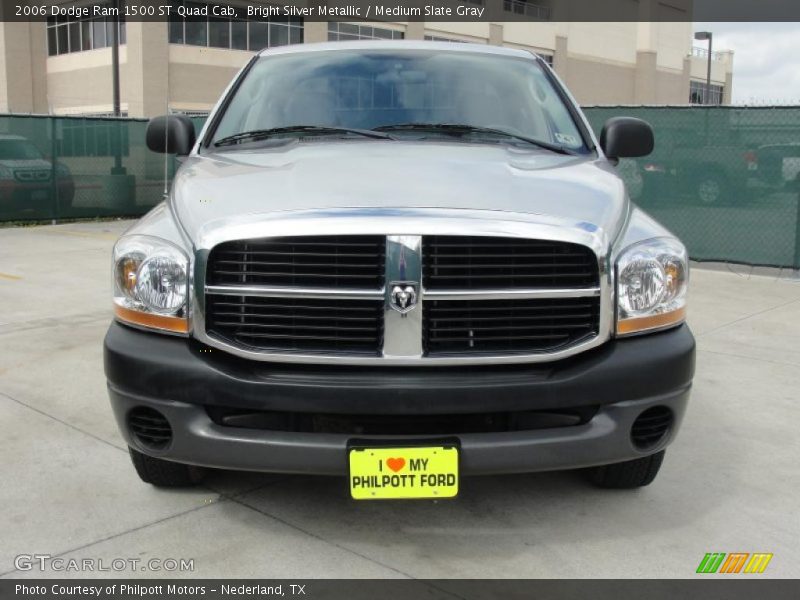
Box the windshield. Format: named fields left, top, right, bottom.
left=0, top=139, right=44, bottom=160
left=210, top=49, right=588, bottom=152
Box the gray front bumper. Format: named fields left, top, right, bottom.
left=108, top=384, right=690, bottom=476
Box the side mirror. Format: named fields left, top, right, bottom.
left=599, top=117, right=654, bottom=160
left=146, top=115, right=196, bottom=155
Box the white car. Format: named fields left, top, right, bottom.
left=0, top=134, right=74, bottom=214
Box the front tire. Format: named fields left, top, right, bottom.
left=696, top=173, right=727, bottom=205
left=590, top=451, right=665, bottom=489
left=129, top=447, right=205, bottom=487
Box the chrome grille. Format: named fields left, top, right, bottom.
left=202, top=231, right=603, bottom=362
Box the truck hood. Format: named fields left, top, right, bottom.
left=0, top=158, right=52, bottom=169
left=171, top=140, right=627, bottom=245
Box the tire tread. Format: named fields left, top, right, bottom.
left=129, top=447, right=204, bottom=487
left=591, top=450, right=665, bottom=489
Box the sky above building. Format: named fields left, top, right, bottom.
left=695, top=22, right=800, bottom=105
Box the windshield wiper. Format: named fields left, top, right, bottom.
left=372, top=123, right=575, bottom=155
left=214, top=125, right=393, bottom=147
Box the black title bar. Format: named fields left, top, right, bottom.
left=4, top=580, right=800, bottom=600
left=1, top=0, right=800, bottom=22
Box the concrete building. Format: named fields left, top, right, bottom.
left=0, top=0, right=734, bottom=117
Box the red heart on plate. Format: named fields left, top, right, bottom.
left=386, top=457, right=406, bottom=473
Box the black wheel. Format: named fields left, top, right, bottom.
left=696, top=172, right=727, bottom=205
left=590, top=451, right=665, bottom=489
left=57, top=189, right=74, bottom=213
left=129, top=447, right=205, bottom=487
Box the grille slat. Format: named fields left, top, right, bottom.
left=208, top=235, right=385, bottom=289
left=213, top=322, right=378, bottom=332
left=219, top=241, right=381, bottom=247
left=427, top=262, right=596, bottom=269
left=430, top=334, right=572, bottom=342
left=427, top=252, right=591, bottom=258
left=423, top=305, right=595, bottom=313
left=429, top=314, right=594, bottom=322
left=235, top=333, right=379, bottom=342
left=423, top=236, right=598, bottom=290
left=211, top=270, right=380, bottom=279
left=216, top=251, right=384, bottom=258
left=212, top=312, right=376, bottom=322
left=423, top=298, right=600, bottom=355
left=429, top=323, right=592, bottom=332
left=425, top=273, right=595, bottom=280
left=207, top=295, right=383, bottom=355
left=215, top=260, right=380, bottom=268
left=210, top=301, right=376, bottom=312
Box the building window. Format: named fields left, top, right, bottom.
left=46, top=13, right=126, bottom=56
left=503, top=0, right=552, bottom=20
left=692, top=46, right=723, bottom=61
left=690, top=80, right=724, bottom=105
left=170, top=109, right=210, bottom=118
left=169, top=1, right=303, bottom=50
left=424, top=34, right=471, bottom=43
left=328, top=22, right=405, bottom=41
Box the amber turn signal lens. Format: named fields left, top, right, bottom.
left=114, top=305, right=189, bottom=334
left=118, top=257, right=139, bottom=297
left=617, top=307, right=686, bottom=335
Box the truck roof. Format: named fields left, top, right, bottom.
left=256, top=40, right=540, bottom=61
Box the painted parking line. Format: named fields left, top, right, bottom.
left=40, top=229, right=119, bottom=241
left=0, top=272, right=22, bottom=280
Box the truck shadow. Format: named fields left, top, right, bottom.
left=194, top=361, right=741, bottom=568
left=202, top=462, right=716, bottom=552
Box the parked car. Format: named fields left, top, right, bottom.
left=635, top=126, right=759, bottom=206
left=104, top=42, right=695, bottom=497
left=0, top=134, right=74, bottom=213
left=751, top=142, right=800, bottom=192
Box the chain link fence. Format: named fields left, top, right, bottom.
left=0, top=114, right=205, bottom=223
left=584, top=106, right=800, bottom=269
left=1, top=109, right=800, bottom=268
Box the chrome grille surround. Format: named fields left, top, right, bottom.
left=193, top=208, right=613, bottom=365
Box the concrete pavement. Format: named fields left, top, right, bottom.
left=1, top=221, right=798, bottom=579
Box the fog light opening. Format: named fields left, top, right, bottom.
left=128, top=407, right=172, bottom=451
left=631, top=406, right=673, bottom=450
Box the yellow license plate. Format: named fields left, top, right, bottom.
left=348, top=445, right=459, bottom=500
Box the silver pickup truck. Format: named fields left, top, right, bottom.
left=104, top=41, right=694, bottom=498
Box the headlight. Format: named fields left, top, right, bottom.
left=55, top=163, right=70, bottom=179
left=112, top=235, right=189, bottom=334
left=616, top=238, right=688, bottom=335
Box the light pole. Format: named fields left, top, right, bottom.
left=111, top=0, right=121, bottom=118
left=109, top=0, right=130, bottom=213
left=694, top=31, right=713, bottom=104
